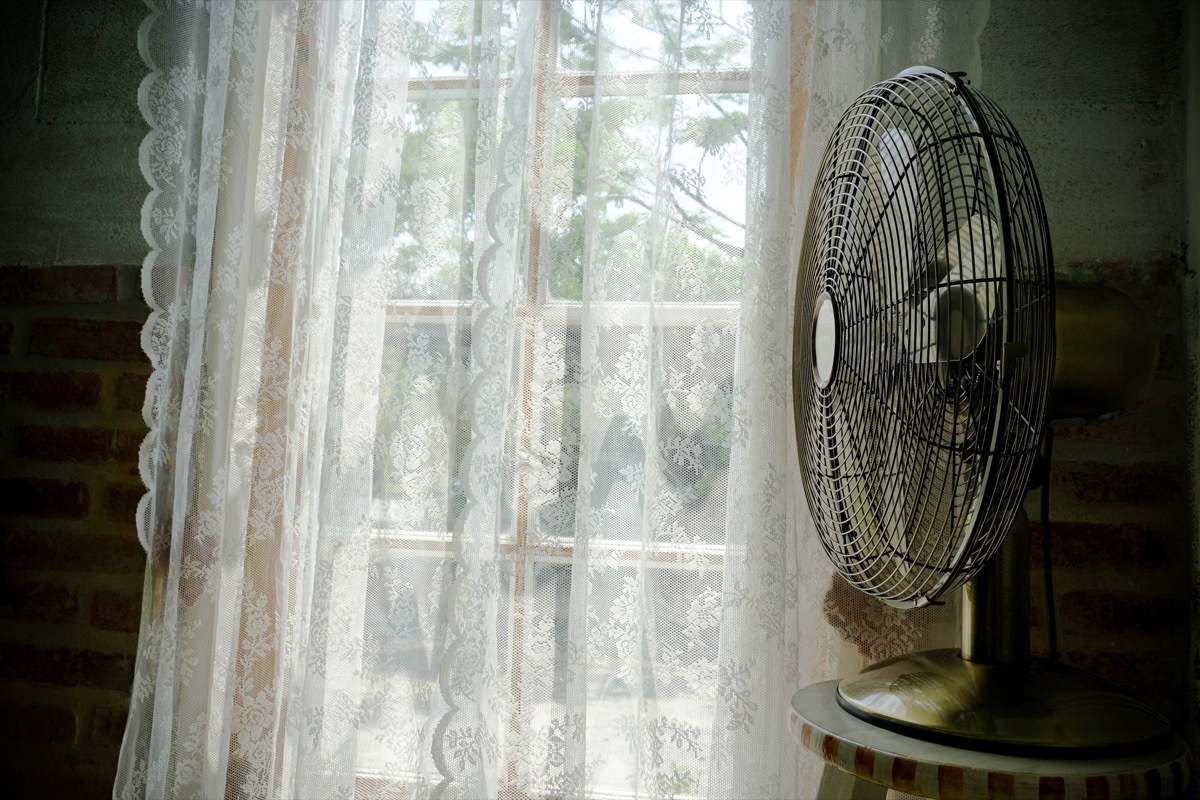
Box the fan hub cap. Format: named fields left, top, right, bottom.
left=813, top=292, right=838, bottom=386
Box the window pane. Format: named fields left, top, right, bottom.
left=543, top=92, right=748, bottom=302
left=666, top=92, right=747, bottom=301
left=356, top=551, right=456, bottom=783
left=407, top=1, right=472, bottom=79
left=373, top=317, right=471, bottom=535
left=593, top=323, right=736, bottom=548
left=357, top=551, right=515, bottom=787
left=558, top=0, right=752, bottom=73
left=521, top=321, right=736, bottom=550
left=522, top=321, right=583, bottom=545
left=408, top=0, right=523, bottom=80
left=404, top=1, right=507, bottom=80
left=511, top=560, right=723, bottom=797
left=508, top=560, right=576, bottom=795
left=388, top=98, right=476, bottom=301
left=588, top=564, right=722, bottom=797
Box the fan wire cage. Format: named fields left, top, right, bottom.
left=793, top=67, right=1055, bottom=608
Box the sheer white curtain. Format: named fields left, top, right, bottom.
left=119, top=2, right=985, bottom=799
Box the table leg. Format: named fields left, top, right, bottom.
left=815, top=762, right=889, bottom=800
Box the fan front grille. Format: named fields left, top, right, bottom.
left=793, top=68, right=1054, bottom=607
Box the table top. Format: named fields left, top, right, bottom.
left=790, top=680, right=1193, bottom=800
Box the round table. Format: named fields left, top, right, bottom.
left=789, top=681, right=1193, bottom=799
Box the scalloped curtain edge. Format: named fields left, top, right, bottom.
left=134, top=0, right=169, bottom=554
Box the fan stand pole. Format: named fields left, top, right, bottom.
left=960, top=509, right=1029, bottom=668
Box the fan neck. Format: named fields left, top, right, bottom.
left=960, top=508, right=1029, bottom=666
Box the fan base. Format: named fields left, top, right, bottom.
left=837, top=648, right=1172, bottom=758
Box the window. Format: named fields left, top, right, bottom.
left=359, top=1, right=753, bottom=795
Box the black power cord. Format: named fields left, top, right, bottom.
left=1039, top=427, right=1058, bottom=662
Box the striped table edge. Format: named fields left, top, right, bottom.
left=789, top=707, right=1194, bottom=800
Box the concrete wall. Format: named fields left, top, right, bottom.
left=980, top=0, right=1195, bottom=749
left=981, top=0, right=1184, bottom=264
left=0, top=0, right=146, bottom=265
left=0, top=0, right=1192, bottom=797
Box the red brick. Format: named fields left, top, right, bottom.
left=28, top=318, right=144, bottom=361
left=0, top=704, right=76, bottom=745
left=0, top=478, right=89, bottom=519
left=0, top=371, right=102, bottom=411
left=1027, top=520, right=1178, bottom=570
left=90, top=588, right=141, bottom=633
left=0, top=581, right=79, bottom=623
left=1058, top=589, right=1188, bottom=636
left=115, top=371, right=148, bottom=411
left=0, top=760, right=116, bottom=800
left=1053, top=460, right=1185, bottom=505
left=0, top=642, right=134, bottom=690
left=1, top=529, right=145, bottom=573
left=104, top=482, right=144, bottom=522
left=17, top=425, right=143, bottom=463
left=0, top=265, right=117, bottom=304
left=90, top=705, right=128, bottom=749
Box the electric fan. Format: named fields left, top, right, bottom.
left=793, top=66, right=1171, bottom=755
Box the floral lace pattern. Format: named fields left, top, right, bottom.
left=119, top=2, right=983, bottom=798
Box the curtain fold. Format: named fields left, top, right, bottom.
left=120, top=2, right=987, bottom=798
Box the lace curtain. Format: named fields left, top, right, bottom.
left=119, top=2, right=985, bottom=798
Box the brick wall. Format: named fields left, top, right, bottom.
left=1027, top=260, right=1193, bottom=732
left=0, top=264, right=148, bottom=796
